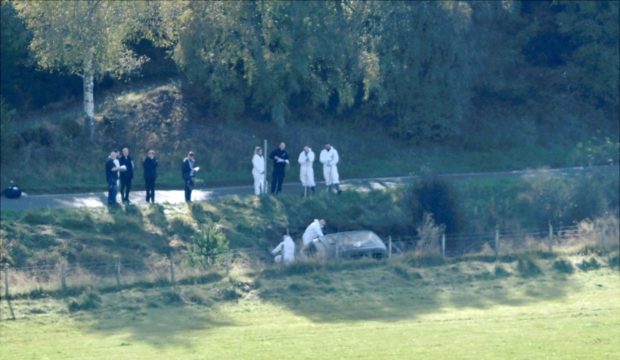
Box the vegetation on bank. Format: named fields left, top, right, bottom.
left=1, top=172, right=617, bottom=271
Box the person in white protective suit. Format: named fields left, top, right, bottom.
left=319, top=144, right=341, bottom=194
left=300, top=219, right=326, bottom=258
left=272, top=234, right=295, bottom=264
left=252, top=146, right=266, bottom=195
left=298, top=146, right=316, bottom=195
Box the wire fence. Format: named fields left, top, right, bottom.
left=1, top=219, right=618, bottom=302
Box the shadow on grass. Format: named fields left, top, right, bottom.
left=79, top=300, right=235, bottom=348
left=256, top=255, right=581, bottom=323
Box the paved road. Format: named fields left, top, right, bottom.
left=1, top=165, right=617, bottom=212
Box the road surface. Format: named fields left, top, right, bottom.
left=1, top=165, right=617, bottom=212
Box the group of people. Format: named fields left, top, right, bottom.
left=105, top=147, right=158, bottom=205
left=104, top=141, right=342, bottom=206
left=271, top=218, right=326, bottom=264
left=252, top=142, right=342, bottom=196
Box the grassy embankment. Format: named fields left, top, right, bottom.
left=2, top=81, right=618, bottom=193
left=1, top=170, right=617, bottom=272
left=0, top=252, right=619, bottom=360
left=1, top=165, right=618, bottom=359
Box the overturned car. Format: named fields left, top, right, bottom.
left=312, top=230, right=387, bottom=260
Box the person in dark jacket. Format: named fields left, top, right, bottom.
left=118, top=147, right=135, bottom=204
left=143, top=149, right=158, bottom=203
left=270, top=142, right=289, bottom=194
left=3, top=180, right=22, bottom=199
left=105, top=151, right=121, bottom=205
left=182, top=151, right=199, bottom=202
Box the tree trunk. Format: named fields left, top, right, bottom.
left=83, top=55, right=96, bottom=142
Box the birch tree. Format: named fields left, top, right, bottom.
left=14, top=0, right=148, bottom=142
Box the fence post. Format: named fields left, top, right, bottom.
left=495, top=228, right=499, bottom=257
left=60, top=262, right=67, bottom=291
left=115, top=260, right=121, bottom=289
left=263, top=139, right=268, bottom=194
left=548, top=222, right=553, bottom=253
left=388, top=235, right=392, bottom=259
left=169, top=255, right=175, bottom=286
left=441, top=232, right=446, bottom=259
left=3, top=265, right=16, bottom=320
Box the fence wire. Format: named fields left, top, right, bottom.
left=1, top=223, right=617, bottom=298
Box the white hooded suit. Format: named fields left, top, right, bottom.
left=319, top=147, right=340, bottom=186
left=298, top=149, right=316, bottom=187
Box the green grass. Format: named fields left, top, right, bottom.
left=1, top=259, right=618, bottom=359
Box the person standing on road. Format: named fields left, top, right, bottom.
left=270, top=142, right=289, bottom=195
left=298, top=146, right=316, bottom=195
left=143, top=149, right=158, bottom=203
left=182, top=151, right=199, bottom=202
left=105, top=151, right=122, bottom=205
left=119, top=147, right=135, bottom=204
left=272, top=234, right=295, bottom=264
left=320, top=143, right=341, bottom=194
left=252, top=146, right=266, bottom=195
left=300, top=219, right=326, bottom=258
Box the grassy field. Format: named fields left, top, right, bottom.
left=1, top=255, right=619, bottom=360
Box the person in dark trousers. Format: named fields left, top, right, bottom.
left=143, top=149, right=158, bottom=203
left=270, top=142, right=289, bottom=194
left=182, top=151, right=199, bottom=202
left=118, top=147, right=135, bottom=204
left=3, top=180, right=22, bottom=199
left=105, top=151, right=121, bottom=205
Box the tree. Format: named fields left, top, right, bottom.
left=14, top=0, right=149, bottom=142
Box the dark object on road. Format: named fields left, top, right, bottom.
left=3, top=181, right=22, bottom=199
left=315, top=230, right=387, bottom=260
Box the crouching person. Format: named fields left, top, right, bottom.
left=300, top=219, right=326, bottom=259
left=272, top=234, right=295, bottom=265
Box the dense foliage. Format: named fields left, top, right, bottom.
left=2, top=0, right=618, bottom=146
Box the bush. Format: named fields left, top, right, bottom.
left=217, top=287, right=241, bottom=301
left=517, top=258, right=542, bottom=277
left=608, top=255, right=620, bottom=269
left=68, top=288, right=102, bottom=312
left=552, top=259, right=575, bottom=274
left=187, top=225, right=229, bottom=269
left=409, top=177, right=462, bottom=235
left=494, top=265, right=511, bottom=278
left=577, top=258, right=601, bottom=272
left=160, top=290, right=184, bottom=305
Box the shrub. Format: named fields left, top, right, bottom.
left=217, top=287, right=241, bottom=301
left=608, top=255, right=620, bottom=269
left=160, top=290, right=184, bottom=305
left=68, top=288, right=102, bottom=312
left=577, top=258, right=601, bottom=272
left=187, top=225, right=229, bottom=269
left=409, top=177, right=463, bottom=235
left=552, top=259, right=575, bottom=274
left=517, top=258, right=542, bottom=277
left=494, top=265, right=511, bottom=278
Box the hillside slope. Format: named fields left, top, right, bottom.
left=2, top=81, right=617, bottom=193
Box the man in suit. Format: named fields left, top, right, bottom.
left=269, top=142, right=289, bottom=195
left=143, top=149, right=158, bottom=203
left=105, top=151, right=121, bottom=205
left=182, top=151, right=199, bottom=202
left=119, top=146, right=135, bottom=204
